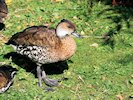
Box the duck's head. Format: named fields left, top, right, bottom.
left=56, top=19, right=81, bottom=38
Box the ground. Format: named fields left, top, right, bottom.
left=0, top=0, right=133, bottom=99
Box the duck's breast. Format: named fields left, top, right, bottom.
left=56, top=36, right=77, bottom=61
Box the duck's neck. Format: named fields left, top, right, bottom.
left=58, top=36, right=77, bottom=61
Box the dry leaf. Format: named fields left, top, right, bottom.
left=17, top=26, right=21, bottom=30
left=73, top=16, right=78, bottom=20
left=116, top=94, right=124, bottom=100
left=0, top=62, right=6, bottom=65
left=37, top=17, right=43, bottom=22
left=5, top=0, right=12, bottom=5
left=66, top=71, right=71, bottom=76
left=52, top=0, right=64, bottom=3
left=29, top=22, right=35, bottom=26
left=81, top=31, right=85, bottom=35
left=131, top=74, right=133, bottom=78
left=90, top=43, right=99, bottom=47
left=53, top=12, right=61, bottom=19
left=87, top=85, right=93, bottom=88
left=101, top=76, right=106, bottom=81
left=15, top=15, right=21, bottom=18
left=0, top=33, right=8, bottom=46
left=43, top=22, right=51, bottom=27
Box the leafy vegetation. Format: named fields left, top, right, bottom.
left=0, top=0, right=133, bottom=99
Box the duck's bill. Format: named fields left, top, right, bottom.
left=72, top=31, right=82, bottom=38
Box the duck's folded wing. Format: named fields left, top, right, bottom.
left=6, top=26, right=61, bottom=47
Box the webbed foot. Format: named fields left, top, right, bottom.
left=42, top=70, right=59, bottom=86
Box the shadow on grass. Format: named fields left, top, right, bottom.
left=4, top=52, right=69, bottom=78
left=84, top=1, right=133, bottom=48
left=0, top=23, right=5, bottom=30
left=85, top=0, right=112, bottom=11
left=97, top=6, right=133, bottom=48
left=117, top=53, right=133, bottom=66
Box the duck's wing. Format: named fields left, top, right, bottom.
left=0, top=0, right=8, bottom=20
left=6, top=26, right=61, bottom=47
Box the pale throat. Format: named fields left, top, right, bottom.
left=56, top=29, right=68, bottom=38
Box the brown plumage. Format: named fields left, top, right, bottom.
left=0, top=0, right=8, bottom=30
left=8, top=26, right=61, bottom=48
left=112, top=0, right=133, bottom=7
left=0, top=0, right=8, bottom=19
left=0, top=72, right=8, bottom=89
left=0, top=65, right=17, bottom=93
left=6, top=19, right=81, bottom=87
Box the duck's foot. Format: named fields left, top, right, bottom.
left=42, top=70, right=59, bottom=87
left=44, top=87, right=55, bottom=92
left=43, top=78, right=59, bottom=87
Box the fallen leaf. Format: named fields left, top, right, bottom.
left=17, top=26, right=22, bottom=30
left=52, top=0, right=64, bottom=3
left=87, top=85, right=93, bottom=88
left=29, top=22, right=35, bottom=26
left=131, top=74, right=133, bottom=78
left=15, top=15, right=21, bottom=18
left=43, top=22, right=51, bottom=27
left=5, top=0, right=12, bottom=5
left=66, top=71, right=71, bottom=76
left=116, top=94, right=124, bottom=100
left=81, top=31, right=85, bottom=35
left=37, top=17, right=43, bottom=21
left=101, top=76, right=106, bottom=81
left=0, top=62, right=6, bottom=65
left=90, top=43, right=99, bottom=47
left=73, top=16, right=78, bottom=20
left=53, top=12, right=61, bottom=19
left=0, top=33, right=8, bottom=46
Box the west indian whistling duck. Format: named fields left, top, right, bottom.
left=6, top=19, right=81, bottom=87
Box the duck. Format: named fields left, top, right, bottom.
left=0, top=65, right=17, bottom=93
left=6, top=19, right=81, bottom=87
left=0, top=0, right=8, bottom=30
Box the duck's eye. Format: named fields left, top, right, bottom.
left=67, top=26, right=72, bottom=29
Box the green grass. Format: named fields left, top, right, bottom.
left=0, top=0, right=133, bottom=99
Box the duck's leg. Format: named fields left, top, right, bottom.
left=41, top=69, right=59, bottom=87
left=36, top=64, right=42, bottom=87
